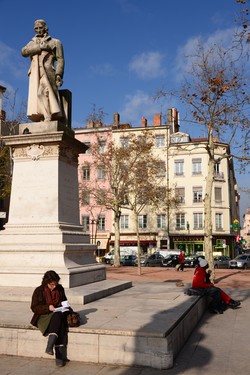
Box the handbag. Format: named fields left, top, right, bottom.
left=66, top=311, right=81, bottom=327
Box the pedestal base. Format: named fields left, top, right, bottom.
left=0, top=123, right=106, bottom=287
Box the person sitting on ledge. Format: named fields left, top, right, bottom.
left=192, top=257, right=241, bottom=314
left=30, top=270, right=71, bottom=367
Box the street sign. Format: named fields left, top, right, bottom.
left=0, top=212, right=6, bottom=218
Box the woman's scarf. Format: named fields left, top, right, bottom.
left=44, top=285, right=61, bottom=307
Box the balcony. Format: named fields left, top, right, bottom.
left=214, top=172, right=225, bottom=181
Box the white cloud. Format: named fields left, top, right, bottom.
left=119, top=90, right=174, bottom=125
left=174, top=28, right=238, bottom=82
left=129, top=51, right=165, bottom=79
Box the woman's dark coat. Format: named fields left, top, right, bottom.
left=30, top=284, right=67, bottom=327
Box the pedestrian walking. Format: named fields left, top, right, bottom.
left=176, top=250, right=185, bottom=271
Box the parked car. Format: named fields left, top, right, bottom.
left=229, top=254, right=250, bottom=269
left=184, top=255, right=205, bottom=268
left=137, top=253, right=164, bottom=267
left=213, top=255, right=231, bottom=269
left=120, top=255, right=137, bottom=266
left=162, top=254, right=179, bottom=267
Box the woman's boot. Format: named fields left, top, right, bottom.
left=55, top=345, right=66, bottom=367
left=45, top=333, right=58, bottom=355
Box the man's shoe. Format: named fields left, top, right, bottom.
left=228, top=299, right=241, bottom=309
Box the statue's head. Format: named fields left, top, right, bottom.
left=34, top=19, right=48, bottom=35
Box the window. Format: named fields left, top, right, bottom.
left=81, top=190, right=90, bottom=205
left=98, top=140, right=106, bottom=153
left=174, top=159, right=184, bottom=176
left=215, top=187, right=222, bottom=202
left=120, top=137, right=129, bottom=148
left=97, top=165, right=106, bottom=180
left=214, top=163, right=224, bottom=179
left=138, top=214, right=147, bottom=229
left=155, top=134, right=165, bottom=147
left=176, top=213, right=185, bottom=230
left=157, top=214, right=166, bottom=229
left=120, top=215, right=129, bottom=229
left=214, top=162, right=220, bottom=174
left=97, top=216, right=105, bottom=231
left=175, top=187, right=185, bottom=203
left=81, top=215, right=90, bottom=231
left=82, top=164, right=90, bottom=180
left=193, top=187, right=203, bottom=203
left=157, top=161, right=166, bottom=177
left=215, top=213, right=223, bottom=230
left=193, top=213, right=203, bottom=229
left=192, top=158, right=202, bottom=175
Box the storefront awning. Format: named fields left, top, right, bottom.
left=109, top=240, right=157, bottom=246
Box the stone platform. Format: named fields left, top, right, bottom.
left=0, top=280, right=206, bottom=369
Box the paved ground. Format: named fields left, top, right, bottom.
left=1, top=266, right=249, bottom=375
left=106, top=264, right=250, bottom=289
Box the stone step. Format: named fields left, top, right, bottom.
left=0, top=282, right=206, bottom=369
left=0, top=280, right=132, bottom=304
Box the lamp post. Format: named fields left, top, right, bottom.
left=90, top=219, right=96, bottom=244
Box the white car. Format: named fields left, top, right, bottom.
left=229, top=254, right=250, bottom=269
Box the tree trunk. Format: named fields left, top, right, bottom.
left=134, top=211, right=141, bottom=276
left=113, top=213, right=121, bottom=267
left=204, top=131, right=215, bottom=282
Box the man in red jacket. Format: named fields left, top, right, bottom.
left=176, top=250, right=185, bottom=271
left=192, top=257, right=241, bottom=314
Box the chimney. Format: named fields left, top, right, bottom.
left=153, top=113, right=161, bottom=126
left=168, top=108, right=180, bottom=132
left=113, top=112, right=120, bottom=128
left=86, top=120, right=94, bottom=128
left=141, top=116, right=147, bottom=127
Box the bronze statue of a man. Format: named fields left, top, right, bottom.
left=22, top=19, right=64, bottom=122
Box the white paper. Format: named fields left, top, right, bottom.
left=54, top=300, right=70, bottom=313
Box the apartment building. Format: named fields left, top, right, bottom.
left=75, top=109, right=240, bottom=258
left=241, top=208, right=250, bottom=249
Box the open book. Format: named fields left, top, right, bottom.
left=54, top=300, right=70, bottom=313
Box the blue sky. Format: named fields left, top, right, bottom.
left=0, top=0, right=249, bottom=215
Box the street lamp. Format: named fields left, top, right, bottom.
left=90, top=219, right=96, bottom=244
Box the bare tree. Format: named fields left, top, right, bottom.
left=157, top=32, right=250, bottom=280
left=122, top=135, right=178, bottom=274
left=80, top=130, right=132, bottom=267
left=80, top=130, right=176, bottom=269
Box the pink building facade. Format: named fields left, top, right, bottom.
left=75, top=123, right=113, bottom=256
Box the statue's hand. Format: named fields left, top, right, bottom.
left=56, top=75, right=63, bottom=87
left=40, top=41, right=52, bottom=52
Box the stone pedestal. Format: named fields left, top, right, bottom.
left=0, top=121, right=106, bottom=287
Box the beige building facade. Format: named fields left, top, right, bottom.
left=75, top=109, right=240, bottom=258
left=241, top=208, right=250, bottom=249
